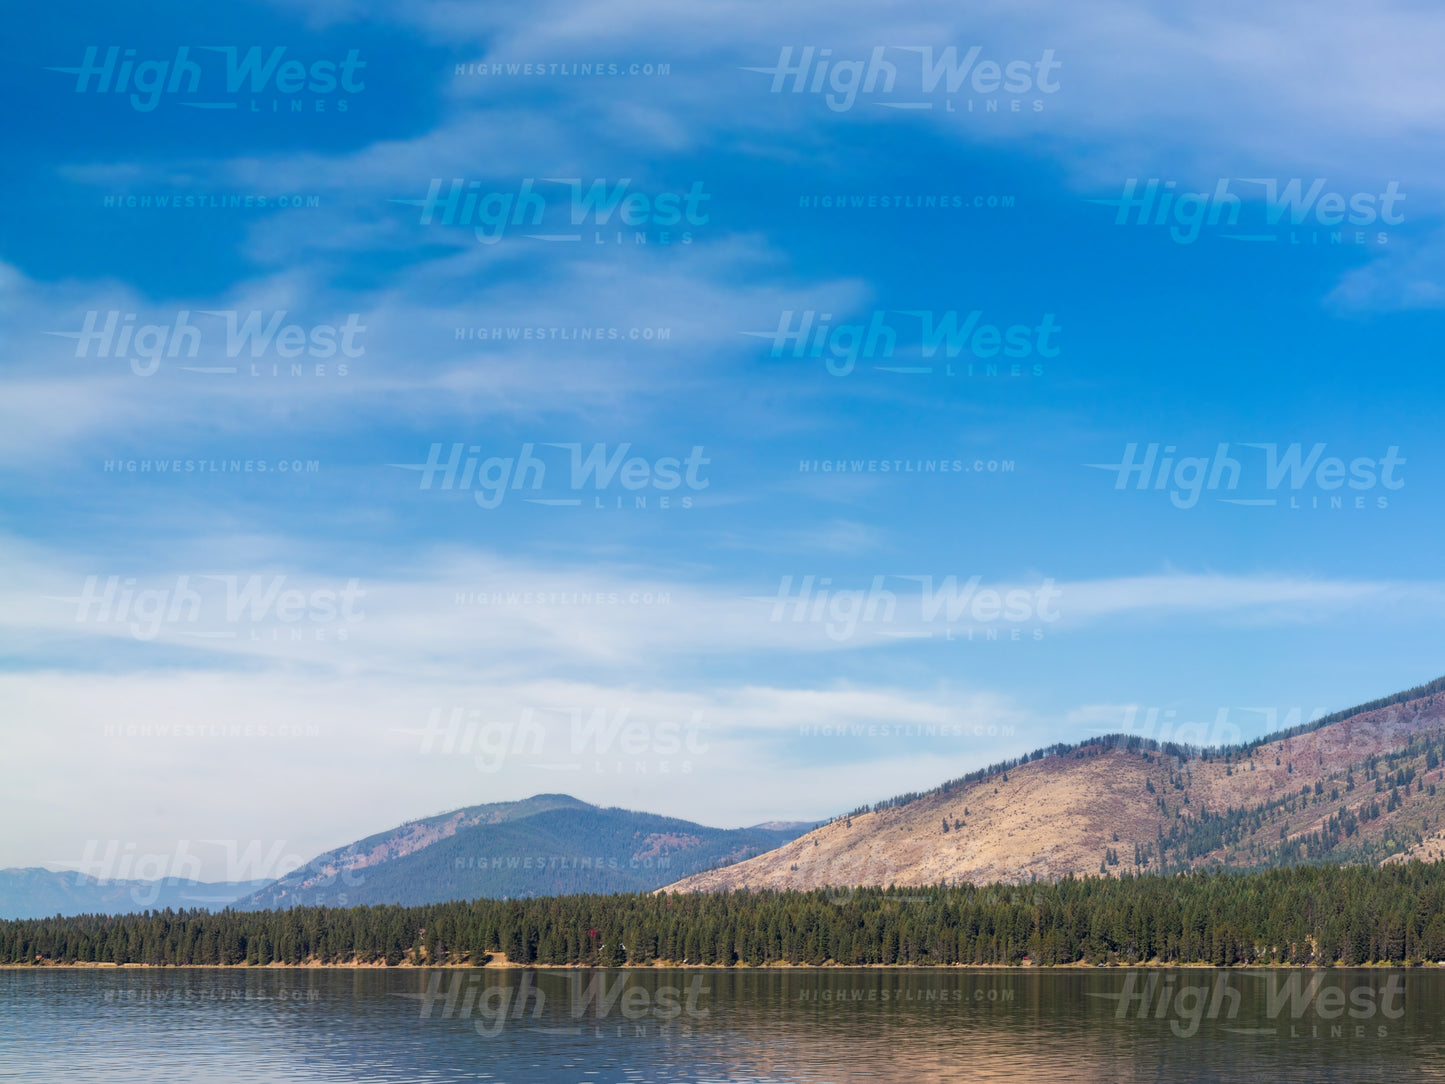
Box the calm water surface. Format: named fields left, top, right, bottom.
left=1, top=968, right=1442, bottom=1082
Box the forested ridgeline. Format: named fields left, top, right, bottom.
left=844, top=677, right=1445, bottom=821
left=5, top=864, right=1445, bottom=968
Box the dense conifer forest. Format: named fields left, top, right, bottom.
left=6, top=863, right=1445, bottom=968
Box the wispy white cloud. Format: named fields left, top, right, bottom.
left=1328, top=229, right=1445, bottom=310
left=3, top=519, right=1439, bottom=868
left=4, top=529, right=1441, bottom=676
left=0, top=240, right=868, bottom=459
left=245, top=0, right=1445, bottom=192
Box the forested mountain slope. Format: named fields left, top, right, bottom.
left=669, top=678, right=1445, bottom=893
left=239, top=794, right=812, bottom=907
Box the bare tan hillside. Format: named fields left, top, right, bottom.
left=667, top=690, right=1445, bottom=893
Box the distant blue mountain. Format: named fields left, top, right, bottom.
left=0, top=869, right=270, bottom=920
left=236, top=794, right=814, bottom=908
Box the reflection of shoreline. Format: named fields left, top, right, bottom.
left=5, top=961, right=1433, bottom=970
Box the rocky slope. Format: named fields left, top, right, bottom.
left=667, top=680, right=1445, bottom=893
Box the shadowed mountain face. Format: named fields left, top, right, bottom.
left=667, top=682, right=1445, bottom=894
left=0, top=871, right=269, bottom=920
left=236, top=795, right=813, bottom=908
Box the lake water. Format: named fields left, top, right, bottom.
left=1, top=967, right=1441, bottom=1082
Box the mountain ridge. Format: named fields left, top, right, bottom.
left=1, top=795, right=815, bottom=917
left=666, top=676, right=1445, bottom=893
left=235, top=794, right=814, bottom=908
left=0, top=870, right=270, bottom=921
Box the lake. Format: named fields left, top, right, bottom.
left=1, top=967, right=1441, bottom=1081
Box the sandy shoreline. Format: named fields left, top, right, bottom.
left=4, top=959, right=1438, bottom=970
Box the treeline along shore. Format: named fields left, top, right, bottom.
left=5, top=864, right=1445, bottom=969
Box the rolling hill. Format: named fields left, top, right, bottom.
left=237, top=794, right=813, bottom=908
left=667, top=676, right=1445, bottom=894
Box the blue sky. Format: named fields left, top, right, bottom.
left=4, top=0, right=1445, bottom=876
